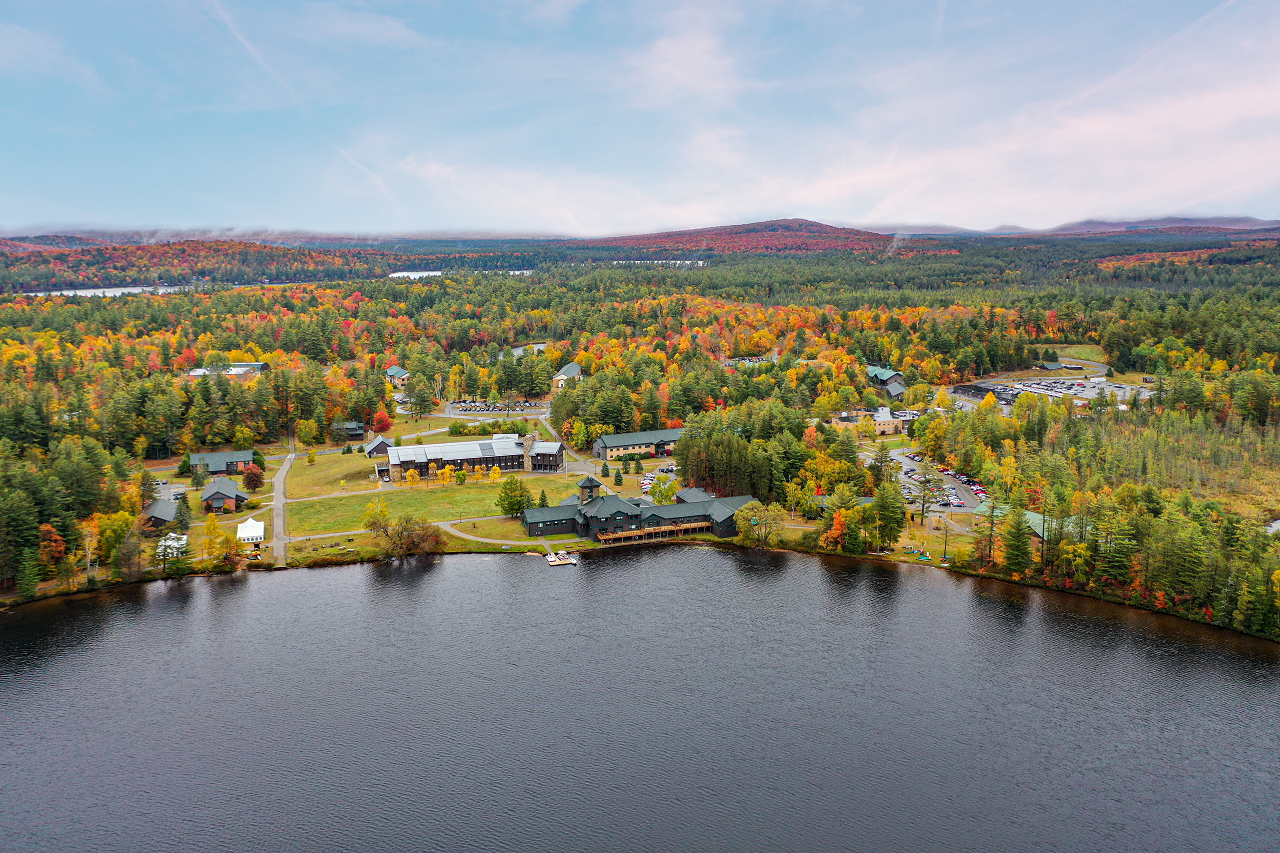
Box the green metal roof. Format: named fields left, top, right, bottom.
left=867, top=365, right=902, bottom=382
left=594, top=428, right=684, bottom=448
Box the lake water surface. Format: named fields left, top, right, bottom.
left=1, top=547, right=1277, bottom=852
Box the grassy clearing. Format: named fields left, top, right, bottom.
left=288, top=475, right=581, bottom=535
left=288, top=531, right=380, bottom=564
left=1108, top=370, right=1155, bottom=386
left=996, top=368, right=1095, bottom=381
left=1054, top=344, right=1109, bottom=363
left=606, top=476, right=647, bottom=498
left=460, top=517, right=586, bottom=542
left=862, top=436, right=912, bottom=450
left=377, top=415, right=452, bottom=439
left=286, top=452, right=381, bottom=499
left=463, top=517, right=531, bottom=540
left=439, top=531, right=517, bottom=554
left=255, top=441, right=292, bottom=457
left=894, top=522, right=973, bottom=566
left=390, top=432, right=507, bottom=446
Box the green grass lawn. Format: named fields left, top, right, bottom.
left=1054, top=344, right=1109, bottom=363
left=286, top=452, right=381, bottom=499
left=393, top=432, right=508, bottom=446
left=894, top=524, right=973, bottom=567
left=863, top=436, right=912, bottom=450
left=463, top=517, right=531, bottom=540
left=254, top=440, right=292, bottom=457
left=378, top=415, right=452, bottom=439
left=288, top=531, right=380, bottom=563
left=287, top=474, right=581, bottom=535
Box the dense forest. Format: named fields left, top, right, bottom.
left=0, top=229, right=1278, bottom=639
left=0, top=241, right=403, bottom=290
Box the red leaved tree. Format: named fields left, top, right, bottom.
left=242, top=463, right=265, bottom=493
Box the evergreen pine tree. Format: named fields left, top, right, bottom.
left=538, top=489, right=548, bottom=508
left=168, top=543, right=194, bottom=577
left=140, top=470, right=158, bottom=504
left=177, top=452, right=192, bottom=476
left=833, top=430, right=858, bottom=464
left=1001, top=507, right=1033, bottom=576
left=873, top=442, right=893, bottom=483
left=16, top=549, right=41, bottom=599
left=600, top=460, right=610, bottom=477
left=870, top=480, right=906, bottom=551
left=614, top=470, right=624, bottom=486
left=174, top=492, right=193, bottom=532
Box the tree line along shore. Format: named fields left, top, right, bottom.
left=1, top=235, right=1279, bottom=641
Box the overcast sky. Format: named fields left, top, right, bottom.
left=2, top=0, right=1278, bottom=235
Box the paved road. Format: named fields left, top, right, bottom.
left=271, top=434, right=295, bottom=566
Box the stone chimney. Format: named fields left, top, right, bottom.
left=523, top=433, right=536, bottom=472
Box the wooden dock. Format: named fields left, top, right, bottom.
left=594, top=520, right=711, bottom=547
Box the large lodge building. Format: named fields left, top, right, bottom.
left=381, top=433, right=565, bottom=480
left=521, top=476, right=752, bottom=545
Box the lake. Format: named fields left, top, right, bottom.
left=1, top=547, right=1277, bottom=853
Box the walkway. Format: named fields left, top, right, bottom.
left=271, top=433, right=295, bottom=566
left=437, top=520, right=576, bottom=557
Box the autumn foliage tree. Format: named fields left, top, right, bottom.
left=820, top=511, right=847, bottom=551
left=242, top=463, right=265, bottom=493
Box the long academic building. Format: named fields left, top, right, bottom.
left=591, top=427, right=684, bottom=460
left=521, top=476, right=753, bottom=545
left=381, top=433, right=565, bottom=480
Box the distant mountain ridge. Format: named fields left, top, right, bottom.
left=1043, top=216, right=1280, bottom=234
left=857, top=217, right=1280, bottom=236
left=550, top=219, right=890, bottom=254
left=3, top=215, right=1280, bottom=256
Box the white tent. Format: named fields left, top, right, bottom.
left=236, top=517, right=265, bottom=544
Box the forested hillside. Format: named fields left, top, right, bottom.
left=0, top=241, right=402, bottom=291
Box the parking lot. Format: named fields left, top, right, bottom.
left=639, top=464, right=678, bottom=495
left=890, top=448, right=986, bottom=514
left=446, top=400, right=548, bottom=415
left=1003, top=378, right=1154, bottom=402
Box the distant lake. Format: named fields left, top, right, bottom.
left=24, top=284, right=195, bottom=298
left=390, top=270, right=534, bottom=277
left=20, top=282, right=294, bottom=298
left=2, top=547, right=1277, bottom=853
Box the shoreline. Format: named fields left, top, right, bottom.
left=3, top=540, right=1277, bottom=647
